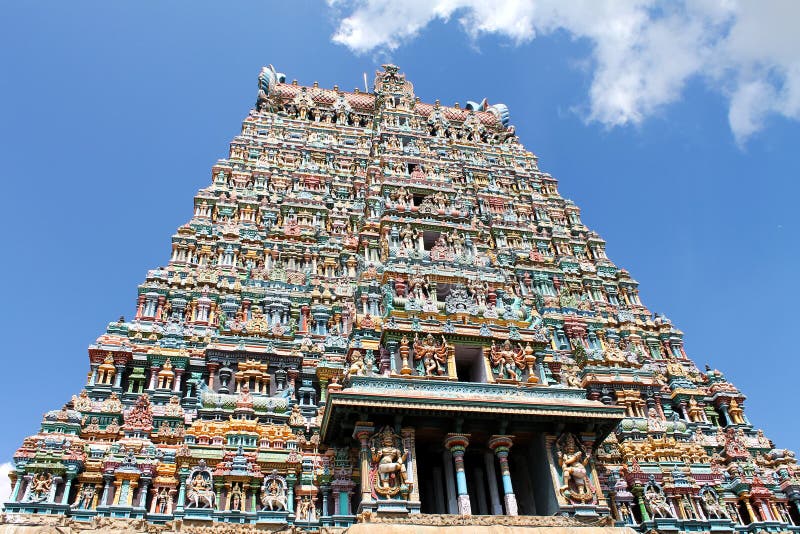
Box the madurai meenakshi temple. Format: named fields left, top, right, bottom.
left=5, top=65, right=799, bottom=534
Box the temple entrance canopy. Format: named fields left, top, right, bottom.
left=323, top=374, right=623, bottom=518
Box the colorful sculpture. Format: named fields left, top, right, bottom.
left=5, top=64, right=799, bottom=533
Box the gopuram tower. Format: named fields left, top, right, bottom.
left=6, top=65, right=799, bottom=534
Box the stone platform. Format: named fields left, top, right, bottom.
left=0, top=514, right=636, bottom=534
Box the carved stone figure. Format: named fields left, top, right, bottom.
left=644, top=482, right=674, bottom=518
left=370, top=426, right=408, bottom=498
left=185, top=464, right=215, bottom=509
left=557, top=434, right=594, bottom=504
left=489, top=340, right=524, bottom=381
left=413, top=333, right=448, bottom=377
left=260, top=474, right=288, bottom=511
left=72, top=483, right=96, bottom=509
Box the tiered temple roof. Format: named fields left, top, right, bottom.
left=6, top=64, right=799, bottom=534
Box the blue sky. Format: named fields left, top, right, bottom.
left=0, top=0, right=798, bottom=468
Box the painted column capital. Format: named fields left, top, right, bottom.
left=444, top=433, right=470, bottom=454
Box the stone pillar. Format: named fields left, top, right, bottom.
left=100, top=474, right=113, bottom=507
left=176, top=472, right=188, bottom=512
left=173, top=369, right=183, bottom=393
left=138, top=478, right=150, bottom=508
left=286, top=474, right=296, bottom=513
left=354, top=423, right=375, bottom=504
left=61, top=473, right=75, bottom=505
left=88, top=365, right=98, bottom=386
left=148, top=365, right=160, bottom=390
left=10, top=473, right=23, bottom=502
left=207, top=363, right=218, bottom=390
left=489, top=435, right=518, bottom=516
left=442, top=449, right=458, bottom=514
left=632, top=486, right=650, bottom=522
left=401, top=427, right=419, bottom=503
left=444, top=433, right=471, bottom=515
left=387, top=340, right=399, bottom=375
left=483, top=451, right=503, bottom=515
left=321, top=485, right=330, bottom=518
left=742, top=495, right=757, bottom=523
left=114, top=365, right=125, bottom=389
left=319, top=378, right=328, bottom=405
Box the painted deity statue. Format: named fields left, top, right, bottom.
left=371, top=427, right=408, bottom=498
left=72, top=483, right=96, bottom=509
left=27, top=473, right=53, bottom=502
left=645, top=484, right=674, bottom=518
left=557, top=434, right=594, bottom=504
left=413, top=333, right=448, bottom=377
left=260, top=475, right=288, bottom=511
left=186, top=470, right=215, bottom=509
left=489, top=340, right=525, bottom=381
left=701, top=488, right=729, bottom=519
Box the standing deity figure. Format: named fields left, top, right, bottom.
left=408, top=271, right=429, bottom=302
left=413, top=333, right=448, bottom=377
left=557, top=434, right=594, bottom=503
left=296, top=495, right=316, bottom=521
left=72, top=483, right=96, bottom=509
left=155, top=487, right=171, bottom=514
left=400, top=223, right=416, bottom=252
left=27, top=472, right=53, bottom=502
left=229, top=482, right=244, bottom=512
left=370, top=427, right=408, bottom=498
left=489, top=340, right=525, bottom=381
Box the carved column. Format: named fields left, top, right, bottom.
left=444, top=433, right=471, bottom=515
left=114, top=365, right=125, bottom=389
left=483, top=451, right=503, bottom=515
left=442, top=449, right=458, bottom=514
left=100, top=474, right=113, bottom=507
left=489, top=435, right=518, bottom=516
left=321, top=485, right=331, bottom=518
left=286, top=473, right=296, bottom=513
left=61, top=473, right=75, bottom=505
left=173, top=369, right=183, bottom=393
left=353, top=422, right=375, bottom=505
left=401, top=427, right=419, bottom=503
left=9, top=472, right=23, bottom=502
left=176, top=472, right=188, bottom=512
left=632, top=486, right=650, bottom=522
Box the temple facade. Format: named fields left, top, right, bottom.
left=6, top=64, right=800, bottom=533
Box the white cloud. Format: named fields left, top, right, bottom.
left=327, top=0, right=800, bottom=143
left=0, top=462, right=12, bottom=509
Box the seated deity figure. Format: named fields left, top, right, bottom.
left=645, top=484, right=674, bottom=518
left=371, top=427, right=408, bottom=497
left=700, top=488, right=729, bottom=519
left=186, top=469, right=216, bottom=509
left=413, top=334, right=448, bottom=377
left=261, top=476, right=287, bottom=511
